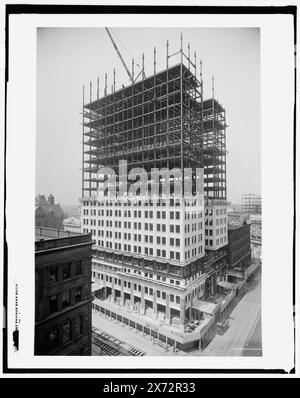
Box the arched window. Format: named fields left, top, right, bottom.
left=49, top=326, right=60, bottom=349
left=62, top=320, right=72, bottom=344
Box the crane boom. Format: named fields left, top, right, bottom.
left=105, top=28, right=134, bottom=84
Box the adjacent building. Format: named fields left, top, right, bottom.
left=35, top=194, right=65, bottom=229
left=227, top=222, right=251, bottom=272
left=80, top=42, right=230, bottom=351
left=35, top=226, right=93, bottom=355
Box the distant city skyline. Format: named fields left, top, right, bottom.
left=36, top=27, right=260, bottom=205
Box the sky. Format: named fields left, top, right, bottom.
left=36, top=27, right=260, bottom=206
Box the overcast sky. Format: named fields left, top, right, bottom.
left=36, top=27, right=260, bottom=205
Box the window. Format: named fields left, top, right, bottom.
left=62, top=320, right=72, bottom=344
left=62, top=263, right=71, bottom=280
left=62, top=291, right=71, bottom=309
left=49, top=295, right=58, bottom=314
left=49, top=266, right=58, bottom=284
left=49, top=327, right=59, bottom=349
left=176, top=225, right=180, bottom=233
left=74, top=261, right=82, bottom=276
left=76, top=315, right=83, bottom=336
left=74, top=287, right=82, bottom=303
left=176, top=296, right=180, bottom=304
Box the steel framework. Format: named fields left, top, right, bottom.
left=82, top=38, right=227, bottom=201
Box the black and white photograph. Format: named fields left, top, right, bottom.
left=35, top=27, right=261, bottom=357
left=2, top=4, right=296, bottom=376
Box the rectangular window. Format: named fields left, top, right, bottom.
left=62, top=320, right=71, bottom=344
left=49, top=295, right=58, bottom=314
left=75, top=287, right=82, bottom=303
left=49, top=266, right=58, bottom=284
left=62, top=263, right=71, bottom=280
left=62, top=291, right=71, bottom=309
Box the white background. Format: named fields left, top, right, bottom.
left=1, top=5, right=297, bottom=376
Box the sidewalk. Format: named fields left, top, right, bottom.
left=185, top=273, right=261, bottom=356
left=92, top=310, right=182, bottom=356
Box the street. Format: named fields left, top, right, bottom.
left=186, top=270, right=261, bottom=356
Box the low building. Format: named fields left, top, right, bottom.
left=227, top=222, right=251, bottom=272
left=35, top=194, right=65, bottom=229
left=63, top=216, right=81, bottom=233
left=35, top=227, right=93, bottom=355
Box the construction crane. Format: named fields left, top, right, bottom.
left=105, top=27, right=134, bottom=84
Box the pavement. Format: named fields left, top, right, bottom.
left=185, top=271, right=261, bottom=356
left=92, top=310, right=183, bottom=356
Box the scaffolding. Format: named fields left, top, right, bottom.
left=82, top=37, right=227, bottom=201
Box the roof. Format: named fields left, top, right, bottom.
left=228, top=221, right=250, bottom=230
left=192, top=300, right=218, bottom=314
left=35, top=226, right=80, bottom=242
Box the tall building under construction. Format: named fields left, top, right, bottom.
left=81, top=34, right=229, bottom=351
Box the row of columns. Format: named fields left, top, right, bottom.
left=101, top=277, right=187, bottom=326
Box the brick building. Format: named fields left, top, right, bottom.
left=35, top=227, right=93, bottom=355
